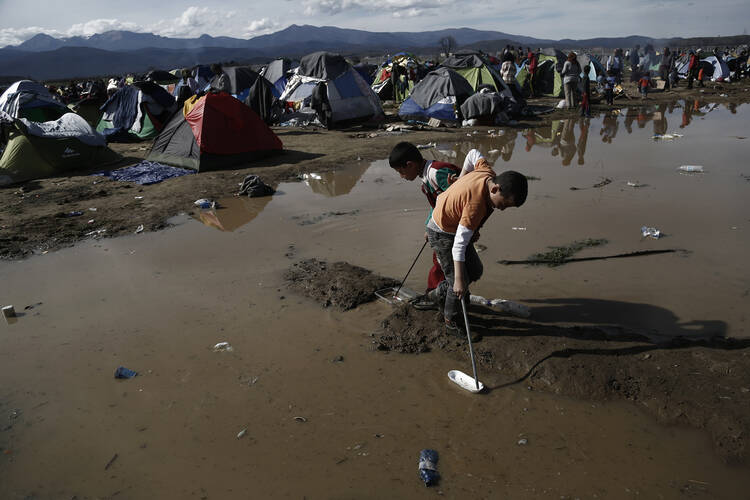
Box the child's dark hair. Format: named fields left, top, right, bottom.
left=495, top=170, right=528, bottom=207
left=584, top=65, right=591, bottom=73
left=389, top=142, right=423, bottom=169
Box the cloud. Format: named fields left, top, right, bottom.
left=302, top=0, right=450, bottom=16
left=67, top=19, right=143, bottom=37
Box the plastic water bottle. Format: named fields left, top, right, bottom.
left=678, top=165, right=704, bottom=173
left=418, top=449, right=439, bottom=486
left=469, top=294, right=531, bottom=318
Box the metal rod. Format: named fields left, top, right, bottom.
left=460, top=297, right=480, bottom=390
left=392, top=240, right=428, bottom=299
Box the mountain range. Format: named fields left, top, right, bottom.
left=0, top=24, right=746, bottom=81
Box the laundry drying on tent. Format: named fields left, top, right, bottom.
left=147, top=91, right=282, bottom=172
left=398, top=67, right=474, bottom=124
left=0, top=111, right=120, bottom=186
left=96, top=81, right=177, bottom=142
left=0, top=80, right=69, bottom=122
left=279, top=51, right=384, bottom=128
left=460, top=89, right=521, bottom=125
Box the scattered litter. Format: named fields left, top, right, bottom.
left=84, top=228, right=107, bottom=237
left=416, top=142, right=436, bottom=149
left=331, top=355, right=344, bottom=363
left=375, top=433, right=384, bottom=438
left=720, top=93, right=728, bottom=97
left=301, top=172, right=322, bottom=181
left=512, top=227, right=527, bottom=231
left=135, top=225, right=144, bottom=234
left=517, top=438, right=528, bottom=446
left=487, top=149, right=499, bottom=154
left=678, top=165, right=704, bottom=173
left=237, top=429, right=247, bottom=439
left=556, top=99, right=566, bottom=109
left=104, top=453, right=118, bottom=470
left=418, top=449, right=439, bottom=486
left=2, top=305, right=16, bottom=322
left=641, top=226, right=661, bottom=239
left=88, top=207, right=97, bottom=212
left=248, top=376, right=259, bottom=386
left=652, top=133, right=683, bottom=140
left=238, top=174, right=275, bottom=197
left=593, top=178, right=612, bottom=188
left=114, top=366, right=138, bottom=379
left=293, top=416, right=307, bottom=422
left=194, top=198, right=216, bottom=209
left=213, top=342, right=233, bottom=352
left=64, top=211, right=83, bottom=217
left=134, top=196, right=144, bottom=200
left=87, top=219, right=95, bottom=224
left=627, top=181, right=645, bottom=187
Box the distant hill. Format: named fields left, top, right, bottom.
left=1, top=25, right=747, bottom=81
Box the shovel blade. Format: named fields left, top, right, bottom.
left=448, top=370, right=484, bottom=393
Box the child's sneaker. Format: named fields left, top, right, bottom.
left=410, top=289, right=440, bottom=311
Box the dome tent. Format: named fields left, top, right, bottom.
left=279, top=51, right=384, bottom=128
left=0, top=80, right=68, bottom=123
left=398, top=68, right=474, bottom=123
left=147, top=92, right=282, bottom=172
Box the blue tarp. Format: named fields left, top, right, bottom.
left=94, top=160, right=194, bottom=185
left=100, top=86, right=139, bottom=137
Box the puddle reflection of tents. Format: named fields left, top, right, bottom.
left=302, top=162, right=370, bottom=197
left=195, top=196, right=274, bottom=232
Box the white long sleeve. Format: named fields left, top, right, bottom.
left=452, top=224, right=475, bottom=262
left=461, top=149, right=484, bottom=176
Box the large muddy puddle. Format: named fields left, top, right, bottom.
left=2, top=99, right=749, bottom=498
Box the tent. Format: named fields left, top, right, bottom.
left=353, top=63, right=377, bottom=85
left=147, top=92, right=282, bottom=171
left=371, top=53, right=423, bottom=102
left=440, top=52, right=512, bottom=98
left=260, top=59, right=298, bottom=98
left=576, top=53, right=607, bottom=81
left=146, top=70, right=180, bottom=85
left=0, top=80, right=69, bottom=122
left=398, top=67, right=474, bottom=123
left=222, top=66, right=261, bottom=101
left=701, top=56, right=731, bottom=81
left=279, top=52, right=384, bottom=128
left=675, top=55, right=717, bottom=80
left=516, top=54, right=563, bottom=97
left=244, top=77, right=282, bottom=124
left=96, top=82, right=176, bottom=141
left=0, top=112, right=120, bottom=186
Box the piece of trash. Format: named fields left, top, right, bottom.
left=213, top=342, right=233, bottom=352
left=64, top=211, right=83, bottom=217
left=418, top=449, right=439, bottom=486
left=84, top=228, right=107, bottom=237
left=134, top=196, right=144, bottom=200
left=720, top=93, right=728, bottom=97
left=556, top=99, right=566, bottom=109
left=237, top=429, right=247, bottom=439
left=593, top=178, right=612, bottom=188
left=87, top=219, right=95, bottom=224
left=469, top=295, right=531, bottom=318
left=114, top=366, right=137, bottom=379
left=627, top=181, right=644, bottom=187
left=416, top=142, right=435, bottom=149
left=331, top=355, right=344, bottom=363
left=2, top=305, right=16, bottom=320
left=135, top=225, right=144, bottom=234
left=641, top=226, right=661, bottom=239
left=248, top=376, right=259, bottom=386
left=652, top=133, right=683, bottom=140
left=488, top=149, right=499, bottom=154
left=517, top=438, right=528, bottom=446
left=104, top=453, right=118, bottom=470
left=293, top=416, right=307, bottom=422
left=678, top=165, right=704, bottom=173
left=194, top=198, right=216, bottom=209
left=375, top=433, right=384, bottom=438
left=512, top=227, right=527, bottom=231
left=88, top=207, right=97, bottom=212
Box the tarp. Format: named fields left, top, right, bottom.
left=93, top=160, right=194, bottom=185
left=460, top=91, right=509, bottom=121
left=298, top=52, right=350, bottom=80
left=223, top=66, right=260, bottom=96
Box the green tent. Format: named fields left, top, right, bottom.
left=516, top=55, right=563, bottom=97
left=0, top=114, right=120, bottom=186
left=440, top=53, right=509, bottom=94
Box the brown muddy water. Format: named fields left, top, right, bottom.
left=2, top=100, right=750, bottom=498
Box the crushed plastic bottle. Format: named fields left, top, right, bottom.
left=194, top=198, right=216, bottom=209
left=469, top=294, right=531, bottom=318
left=418, top=449, right=439, bottom=486
left=641, top=226, right=661, bottom=239
left=678, top=165, right=704, bottom=173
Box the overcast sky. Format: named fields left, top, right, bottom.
left=0, top=0, right=747, bottom=47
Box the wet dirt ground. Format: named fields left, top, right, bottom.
left=1, top=82, right=750, bottom=498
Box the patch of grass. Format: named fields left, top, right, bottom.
left=529, top=238, right=608, bottom=266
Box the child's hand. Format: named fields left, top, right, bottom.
left=448, top=173, right=458, bottom=184
left=453, top=276, right=467, bottom=298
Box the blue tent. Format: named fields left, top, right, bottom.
left=398, top=68, right=474, bottom=123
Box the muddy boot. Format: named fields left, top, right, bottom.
left=445, top=320, right=481, bottom=342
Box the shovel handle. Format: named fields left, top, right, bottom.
left=460, top=297, right=480, bottom=390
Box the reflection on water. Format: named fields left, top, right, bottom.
left=195, top=195, right=274, bottom=232
left=301, top=161, right=370, bottom=197
left=421, top=99, right=745, bottom=167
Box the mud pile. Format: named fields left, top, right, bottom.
left=284, top=258, right=397, bottom=310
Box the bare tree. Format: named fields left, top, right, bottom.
left=439, top=36, right=457, bottom=56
